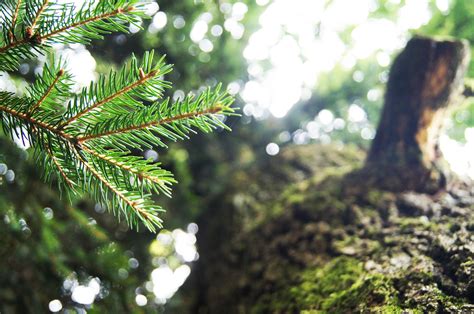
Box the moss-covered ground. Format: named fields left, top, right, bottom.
left=190, top=144, right=474, bottom=313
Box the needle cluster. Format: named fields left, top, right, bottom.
left=0, top=0, right=235, bottom=231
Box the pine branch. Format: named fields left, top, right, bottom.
left=28, top=68, right=64, bottom=114
left=78, top=85, right=235, bottom=149
left=0, top=97, right=72, bottom=141
left=27, top=0, right=49, bottom=37
left=0, top=1, right=237, bottom=232
left=63, top=62, right=165, bottom=126
left=9, top=0, right=22, bottom=42
left=42, top=6, right=136, bottom=41
left=45, top=142, right=75, bottom=189
left=34, top=136, right=81, bottom=199
left=0, top=54, right=234, bottom=232
left=82, top=145, right=175, bottom=197
left=0, top=0, right=144, bottom=71
left=79, top=106, right=225, bottom=142
left=76, top=151, right=164, bottom=232
left=62, top=52, right=172, bottom=132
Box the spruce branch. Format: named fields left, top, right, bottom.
left=9, top=0, right=22, bottom=42
left=62, top=52, right=171, bottom=128
left=0, top=95, right=72, bottom=141
left=28, top=68, right=64, bottom=115
left=81, top=145, right=175, bottom=197
left=76, top=150, right=163, bottom=232
left=0, top=0, right=144, bottom=71
left=44, top=141, right=75, bottom=189
left=27, top=0, right=50, bottom=37
left=78, top=85, right=235, bottom=149
left=0, top=0, right=236, bottom=232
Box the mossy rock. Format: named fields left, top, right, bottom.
left=189, top=144, right=474, bottom=313
left=253, top=256, right=401, bottom=313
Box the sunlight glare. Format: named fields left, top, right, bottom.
left=242, top=0, right=433, bottom=118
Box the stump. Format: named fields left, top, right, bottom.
left=366, top=36, right=470, bottom=193
left=183, top=37, right=474, bottom=313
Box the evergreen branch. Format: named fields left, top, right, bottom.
left=0, top=2, right=137, bottom=52
left=63, top=68, right=160, bottom=127
left=76, top=151, right=163, bottom=232
left=79, top=106, right=225, bottom=142
left=81, top=156, right=151, bottom=220
left=45, top=142, right=75, bottom=189
left=34, top=137, right=80, bottom=198
left=26, top=58, right=73, bottom=125
left=81, top=145, right=175, bottom=197
left=78, top=85, right=235, bottom=150
left=0, top=0, right=144, bottom=71
left=42, top=6, right=135, bottom=42
left=28, top=0, right=49, bottom=37
left=0, top=102, right=71, bottom=140
left=27, top=68, right=64, bottom=115
left=9, top=0, right=22, bottom=42
left=0, top=2, right=237, bottom=232
left=61, top=51, right=172, bottom=133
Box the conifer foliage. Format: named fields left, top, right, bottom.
left=0, top=0, right=235, bottom=231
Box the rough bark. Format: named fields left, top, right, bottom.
left=182, top=37, right=474, bottom=313
left=366, top=36, right=470, bottom=193
left=185, top=144, right=474, bottom=313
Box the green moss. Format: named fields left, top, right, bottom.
left=397, top=216, right=432, bottom=231
left=245, top=164, right=354, bottom=232
left=218, top=143, right=473, bottom=313
left=253, top=257, right=407, bottom=313
left=292, top=257, right=364, bottom=308
left=291, top=257, right=401, bottom=313
left=368, top=305, right=422, bottom=314
left=234, top=144, right=366, bottom=232
left=364, top=189, right=392, bottom=206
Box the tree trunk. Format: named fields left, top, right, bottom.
left=182, top=37, right=474, bottom=313
left=366, top=37, right=470, bottom=193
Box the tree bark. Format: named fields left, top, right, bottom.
left=366, top=36, right=470, bottom=193
left=182, top=37, right=474, bottom=313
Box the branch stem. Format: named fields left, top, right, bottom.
left=0, top=6, right=133, bottom=53
left=62, top=69, right=158, bottom=127
left=46, top=143, right=74, bottom=188
left=82, top=145, right=172, bottom=194
left=76, top=151, right=152, bottom=221
left=9, top=0, right=22, bottom=42
left=28, top=69, right=64, bottom=114
left=78, top=106, right=223, bottom=142
left=29, top=0, right=49, bottom=35
left=0, top=104, right=72, bottom=140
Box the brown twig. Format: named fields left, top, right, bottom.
left=27, top=0, right=49, bottom=38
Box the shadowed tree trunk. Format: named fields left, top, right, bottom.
left=366, top=37, right=470, bottom=193
left=183, top=37, right=474, bottom=313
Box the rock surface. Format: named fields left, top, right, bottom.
left=188, top=144, right=474, bottom=313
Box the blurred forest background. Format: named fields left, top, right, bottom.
left=0, top=0, right=473, bottom=312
